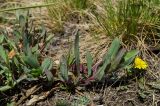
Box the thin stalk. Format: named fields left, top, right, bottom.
left=0, top=3, right=55, bottom=12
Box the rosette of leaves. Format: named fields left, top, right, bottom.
left=59, top=31, right=139, bottom=87
left=0, top=11, right=54, bottom=91
left=14, top=11, right=54, bottom=81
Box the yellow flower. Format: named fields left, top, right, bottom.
left=134, top=57, right=148, bottom=69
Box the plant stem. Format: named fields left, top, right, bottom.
left=0, top=3, right=55, bottom=12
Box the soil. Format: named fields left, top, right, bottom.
left=0, top=0, right=160, bottom=106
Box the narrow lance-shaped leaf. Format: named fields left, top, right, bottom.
left=0, top=34, right=4, bottom=43
left=109, top=48, right=126, bottom=72
left=86, top=51, right=92, bottom=77
left=22, top=33, right=30, bottom=55
left=0, top=85, right=12, bottom=92
left=119, top=50, right=139, bottom=68
left=0, top=46, right=9, bottom=64
left=41, top=58, right=53, bottom=72
left=95, top=38, right=121, bottom=81
left=104, top=38, right=121, bottom=61
left=6, top=39, right=16, bottom=50
left=60, top=56, right=68, bottom=81
left=45, top=35, right=54, bottom=45
left=23, top=54, right=40, bottom=68
left=19, top=15, right=26, bottom=28
left=40, top=24, right=46, bottom=39
left=67, top=49, right=75, bottom=66
left=41, top=58, right=54, bottom=82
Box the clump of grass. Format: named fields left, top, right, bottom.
left=44, top=0, right=70, bottom=30
left=72, top=0, right=88, bottom=10
left=93, top=0, right=160, bottom=41
left=44, top=0, right=91, bottom=31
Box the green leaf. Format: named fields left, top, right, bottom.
left=86, top=51, right=92, bottom=77
left=94, top=66, right=105, bottom=81
left=105, top=38, right=121, bottom=61
left=95, top=38, right=121, bottom=81
left=0, top=45, right=8, bottom=64
left=45, top=34, right=54, bottom=46
left=0, top=65, right=9, bottom=71
left=60, top=56, right=68, bottom=81
left=13, top=30, right=21, bottom=43
left=0, top=34, right=5, bottom=43
left=120, top=50, right=139, bottom=68
left=30, top=68, right=42, bottom=77
left=19, top=15, right=26, bottom=28
left=67, top=52, right=75, bottom=66
left=66, top=47, right=75, bottom=66
left=13, top=57, right=20, bottom=68
left=0, top=85, right=12, bottom=92
left=41, top=58, right=54, bottom=82
left=124, top=50, right=139, bottom=61
left=40, top=24, right=46, bottom=38
left=23, top=54, right=40, bottom=68
left=6, top=39, right=17, bottom=50
left=32, top=44, right=39, bottom=53
left=41, top=58, right=53, bottom=72
left=0, top=69, right=5, bottom=75
left=109, top=48, right=126, bottom=72
left=22, top=28, right=30, bottom=55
